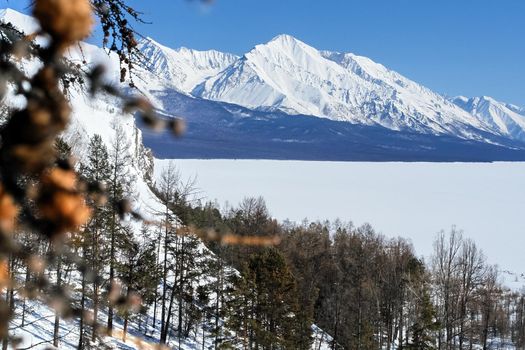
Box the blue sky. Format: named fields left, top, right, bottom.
left=3, top=0, right=524, bottom=106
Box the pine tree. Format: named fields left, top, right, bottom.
left=107, top=120, right=135, bottom=335
left=79, top=134, right=112, bottom=343
left=52, top=138, right=72, bottom=348
left=116, top=225, right=161, bottom=342
left=155, top=162, right=182, bottom=345
left=407, top=288, right=439, bottom=349
left=206, top=252, right=237, bottom=349
left=225, top=266, right=256, bottom=349
left=175, top=235, right=202, bottom=340
left=228, top=248, right=304, bottom=349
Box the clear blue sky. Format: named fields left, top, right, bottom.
left=3, top=0, right=524, bottom=106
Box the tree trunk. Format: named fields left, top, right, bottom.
left=159, top=207, right=169, bottom=344
left=122, top=276, right=132, bottom=342
left=92, top=227, right=100, bottom=343
left=398, top=303, right=404, bottom=350
left=152, top=225, right=162, bottom=335
left=202, top=311, right=206, bottom=350
left=178, top=234, right=185, bottom=343
left=164, top=280, right=177, bottom=344
left=79, top=266, right=86, bottom=349
left=107, top=190, right=117, bottom=336
left=21, top=265, right=30, bottom=327
left=214, top=262, right=222, bottom=350
left=482, top=305, right=490, bottom=350
left=53, top=255, right=62, bottom=347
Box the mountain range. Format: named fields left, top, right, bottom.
left=2, top=8, right=525, bottom=161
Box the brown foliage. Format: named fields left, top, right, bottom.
left=38, top=167, right=91, bottom=236
left=0, top=186, right=18, bottom=234
left=33, top=0, right=94, bottom=51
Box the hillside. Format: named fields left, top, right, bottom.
left=0, top=8, right=333, bottom=350
left=5, top=106, right=333, bottom=347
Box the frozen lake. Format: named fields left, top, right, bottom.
left=156, top=159, right=525, bottom=278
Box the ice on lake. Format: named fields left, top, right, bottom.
left=155, top=159, right=525, bottom=280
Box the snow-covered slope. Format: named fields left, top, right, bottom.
left=191, top=34, right=501, bottom=142
left=0, top=8, right=39, bottom=33
left=137, top=37, right=238, bottom=92
left=451, top=95, right=525, bottom=142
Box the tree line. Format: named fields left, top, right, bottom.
left=175, top=194, right=525, bottom=350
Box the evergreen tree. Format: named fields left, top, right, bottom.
left=176, top=235, right=204, bottom=340
left=228, top=248, right=304, bottom=349
left=202, top=249, right=237, bottom=349
left=116, top=225, right=161, bottom=342
left=52, top=138, right=72, bottom=348
left=155, top=162, right=183, bottom=345
left=104, top=120, right=136, bottom=335
left=225, top=266, right=257, bottom=349
left=407, top=288, right=439, bottom=350
left=79, top=134, right=112, bottom=344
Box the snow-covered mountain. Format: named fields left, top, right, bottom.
left=132, top=33, right=525, bottom=160
left=451, top=95, right=525, bottom=142
left=0, top=8, right=39, bottom=33
left=192, top=34, right=490, bottom=140
left=137, top=37, right=238, bottom=92
left=0, top=7, right=522, bottom=348
left=2, top=8, right=525, bottom=162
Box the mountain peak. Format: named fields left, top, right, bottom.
left=268, top=33, right=301, bottom=44
left=451, top=95, right=525, bottom=141
left=243, top=33, right=324, bottom=67
left=138, top=36, right=237, bottom=93
left=248, top=33, right=316, bottom=56
left=263, top=33, right=312, bottom=51
left=480, top=95, right=496, bottom=103
left=139, top=36, right=160, bottom=47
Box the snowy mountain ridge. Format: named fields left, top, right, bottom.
left=0, top=8, right=39, bottom=33
left=450, top=95, right=525, bottom=142
left=140, top=32, right=525, bottom=146
left=137, top=37, right=238, bottom=92
left=193, top=34, right=481, bottom=133
left=2, top=7, right=524, bottom=153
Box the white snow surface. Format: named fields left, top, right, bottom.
left=451, top=95, right=525, bottom=142
left=189, top=34, right=521, bottom=142
left=160, top=159, right=525, bottom=289
left=137, top=37, right=238, bottom=93
left=0, top=8, right=39, bottom=33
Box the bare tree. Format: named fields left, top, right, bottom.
left=432, top=228, right=463, bottom=349
left=480, top=266, right=499, bottom=350
left=154, top=162, right=196, bottom=344
left=457, top=238, right=486, bottom=349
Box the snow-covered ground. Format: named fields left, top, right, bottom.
left=158, top=159, right=525, bottom=286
